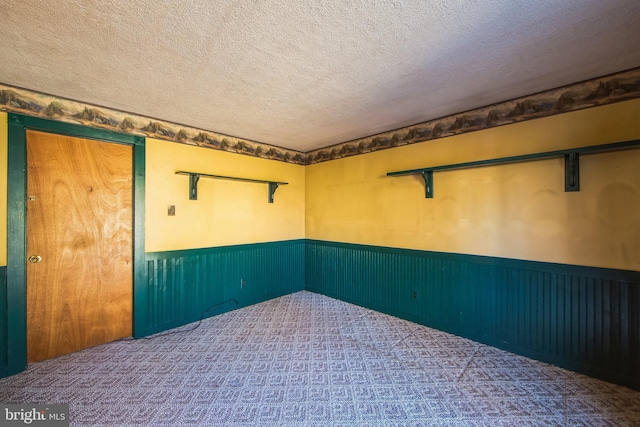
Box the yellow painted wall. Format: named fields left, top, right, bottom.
left=0, top=112, right=6, bottom=266
left=306, top=99, right=640, bottom=271
left=145, top=138, right=305, bottom=252
left=2, top=100, right=640, bottom=269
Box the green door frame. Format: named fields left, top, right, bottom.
left=4, top=113, right=146, bottom=377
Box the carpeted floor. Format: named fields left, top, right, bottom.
left=1, top=291, right=639, bottom=426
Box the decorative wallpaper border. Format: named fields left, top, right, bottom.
left=306, top=67, right=640, bottom=164
left=0, top=85, right=307, bottom=165
left=2, top=67, right=640, bottom=165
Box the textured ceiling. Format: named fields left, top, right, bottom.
left=1, top=0, right=639, bottom=152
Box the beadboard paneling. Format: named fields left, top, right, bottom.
left=305, top=239, right=640, bottom=390
left=139, top=240, right=305, bottom=336
left=0, top=266, right=6, bottom=376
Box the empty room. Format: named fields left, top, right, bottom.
left=1, top=1, right=640, bottom=425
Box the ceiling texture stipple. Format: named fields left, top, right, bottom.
left=1, top=0, right=640, bottom=153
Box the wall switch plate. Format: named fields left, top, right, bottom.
left=168, top=205, right=176, bottom=216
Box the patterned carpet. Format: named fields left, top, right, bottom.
left=1, top=291, right=639, bottom=426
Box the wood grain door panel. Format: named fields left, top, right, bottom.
left=26, top=130, right=133, bottom=362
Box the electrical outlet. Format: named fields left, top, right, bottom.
left=241, top=279, right=247, bottom=289
left=411, top=289, right=418, bottom=300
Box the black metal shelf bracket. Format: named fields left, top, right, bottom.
left=176, top=171, right=288, bottom=203
left=564, top=152, right=580, bottom=192
left=387, top=139, right=640, bottom=198
left=189, top=173, right=200, bottom=200
left=267, top=182, right=281, bottom=203
left=421, top=170, right=434, bottom=198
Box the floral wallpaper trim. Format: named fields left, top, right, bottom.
left=306, top=67, right=640, bottom=164
left=0, top=85, right=307, bottom=165
left=2, top=67, right=639, bottom=166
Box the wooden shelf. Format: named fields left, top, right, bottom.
left=176, top=171, right=288, bottom=203
left=387, top=139, right=640, bottom=198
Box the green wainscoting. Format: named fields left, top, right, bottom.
left=304, top=239, right=640, bottom=391
left=139, top=239, right=305, bottom=337
left=3, top=236, right=638, bottom=390
left=0, top=266, right=6, bottom=377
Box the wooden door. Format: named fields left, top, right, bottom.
left=26, top=130, right=133, bottom=363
